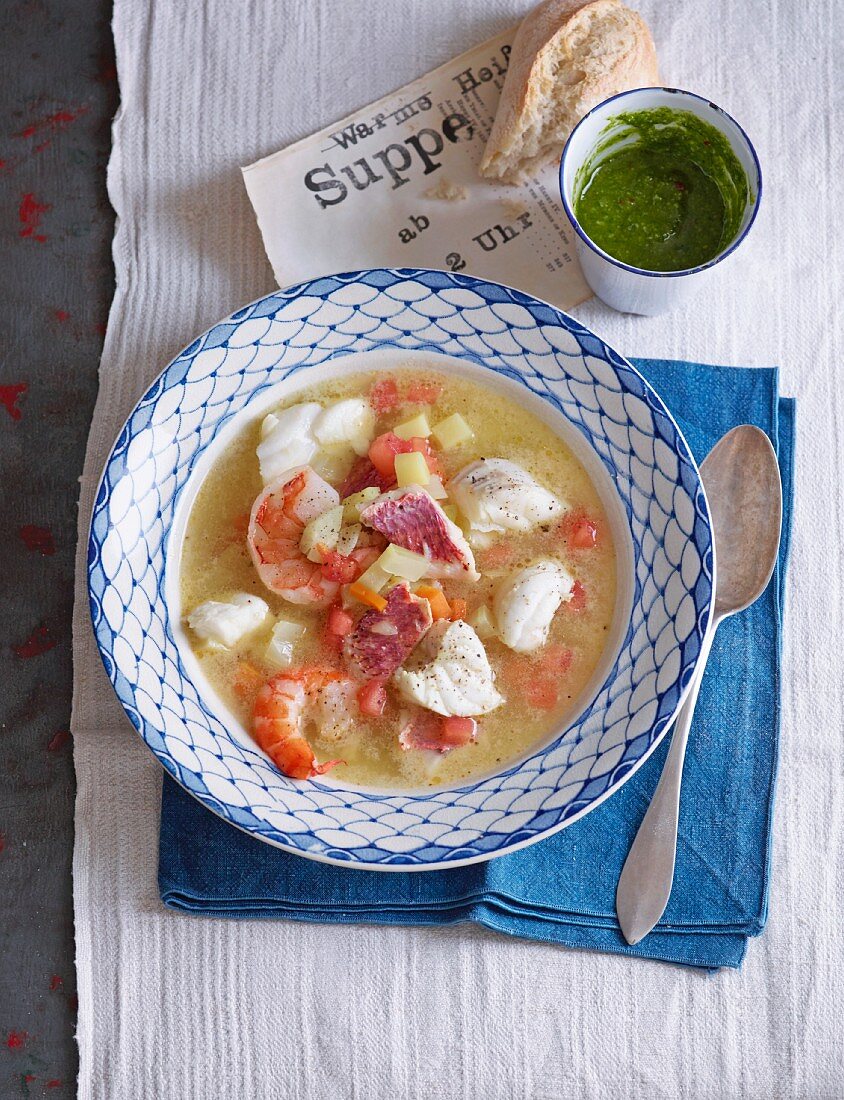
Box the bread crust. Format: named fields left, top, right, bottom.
left=480, top=0, right=658, bottom=183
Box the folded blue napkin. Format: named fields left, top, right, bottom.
left=159, top=359, right=795, bottom=970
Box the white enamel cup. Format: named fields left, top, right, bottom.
left=559, top=87, right=762, bottom=316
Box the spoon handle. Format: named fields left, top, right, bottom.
left=616, top=627, right=716, bottom=946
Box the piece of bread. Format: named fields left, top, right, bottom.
left=480, top=0, right=658, bottom=183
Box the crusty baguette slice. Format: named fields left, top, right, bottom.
left=480, top=0, right=658, bottom=183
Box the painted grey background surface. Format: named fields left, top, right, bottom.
left=1, top=2, right=116, bottom=1094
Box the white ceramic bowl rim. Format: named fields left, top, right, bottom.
left=88, top=268, right=714, bottom=870
left=559, top=86, right=763, bottom=279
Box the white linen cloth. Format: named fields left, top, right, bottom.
left=72, top=1, right=843, bottom=1096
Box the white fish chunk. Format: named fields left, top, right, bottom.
left=393, top=619, right=504, bottom=717
left=493, top=560, right=574, bottom=653
left=449, top=458, right=566, bottom=534
left=186, top=593, right=269, bottom=649
left=361, top=487, right=479, bottom=581
left=256, top=402, right=321, bottom=484
left=312, top=398, right=376, bottom=457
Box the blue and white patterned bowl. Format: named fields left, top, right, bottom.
left=88, top=269, right=714, bottom=870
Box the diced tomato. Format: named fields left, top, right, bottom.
left=368, top=432, right=441, bottom=481
left=357, top=679, right=388, bottom=717
left=233, top=662, right=264, bottom=702
left=406, top=379, right=443, bottom=404
left=568, top=580, right=587, bottom=611
left=525, top=678, right=559, bottom=710
left=559, top=510, right=599, bottom=549
left=537, top=644, right=574, bottom=676
left=408, top=436, right=441, bottom=475
left=327, top=604, right=355, bottom=636
left=478, top=540, right=515, bottom=570
left=448, top=597, right=467, bottom=621
left=370, top=377, right=400, bottom=414
left=320, top=548, right=359, bottom=584
left=440, top=716, right=477, bottom=746
left=368, top=431, right=407, bottom=479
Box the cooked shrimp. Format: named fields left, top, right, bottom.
left=248, top=467, right=341, bottom=605
left=253, top=667, right=348, bottom=779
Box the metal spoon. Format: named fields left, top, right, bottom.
left=616, top=425, right=782, bottom=946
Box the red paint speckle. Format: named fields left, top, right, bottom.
left=67, top=995, right=78, bottom=1014
left=18, top=525, right=55, bottom=555
left=52, top=308, right=70, bottom=323
left=46, top=1081, right=62, bottom=1089
left=95, top=57, right=117, bottom=84
left=24, top=1075, right=36, bottom=1084
left=12, top=624, right=58, bottom=658
left=49, top=975, right=63, bottom=991
left=47, top=729, right=70, bottom=752
left=18, top=193, right=51, bottom=241
left=6, top=1030, right=28, bottom=1050
left=0, top=833, right=5, bottom=853
left=93, top=321, right=107, bottom=336
left=0, top=382, right=28, bottom=420
left=15, top=105, right=89, bottom=141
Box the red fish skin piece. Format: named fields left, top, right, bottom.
left=344, top=582, right=432, bottom=680
left=361, top=489, right=466, bottom=566
left=339, top=456, right=394, bottom=498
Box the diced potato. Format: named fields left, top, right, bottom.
left=393, top=412, right=432, bottom=440
left=342, top=486, right=381, bottom=522
left=299, top=505, right=343, bottom=562
left=266, top=618, right=306, bottom=667
left=431, top=412, right=473, bottom=450
left=335, top=522, right=361, bottom=557
left=355, top=560, right=392, bottom=594
left=376, top=544, right=430, bottom=582
left=468, top=604, right=497, bottom=640
left=394, top=451, right=430, bottom=488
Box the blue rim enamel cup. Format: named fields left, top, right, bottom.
left=559, top=88, right=762, bottom=316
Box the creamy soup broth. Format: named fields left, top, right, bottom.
left=180, top=365, right=617, bottom=788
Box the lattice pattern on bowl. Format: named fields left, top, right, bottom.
left=88, top=269, right=713, bottom=869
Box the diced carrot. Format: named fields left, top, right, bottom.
left=357, top=679, right=388, bottom=717
left=327, top=604, right=355, bottom=636
left=406, top=379, right=443, bottom=404
left=448, top=597, right=467, bottom=620
left=348, top=582, right=388, bottom=612
left=370, top=377, right=400, bottom=414
left=416, top=584, right=451, bottom=620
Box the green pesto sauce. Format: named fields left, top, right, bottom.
left=573, top=107, right=751, bottom=272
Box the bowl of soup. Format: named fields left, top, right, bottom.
left=89, top=269, right=714, bottom=869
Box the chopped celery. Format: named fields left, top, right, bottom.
left=468, top=604, right=497, bottom=640
left=342, top=485, right=380, bottom=522
left=376, top=543, right=430, bottom=582
left=442, top=503, right=459, bottom=523
left=335, top=522, right=361, bottom=557
left=299, top=505, right=343, bottom=562
left=260, top=411, right=280, bottom=439
left=355, top=560, right=392, bottom=593
left=426, top=474, right=448, bottom=500
left=431, top=412, right=473, bottom=450
left=393, top=411, right=432, bottom=440
left=395, top=451, right=430, bottom=488
left=266, top=618, right=306, bottom=667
